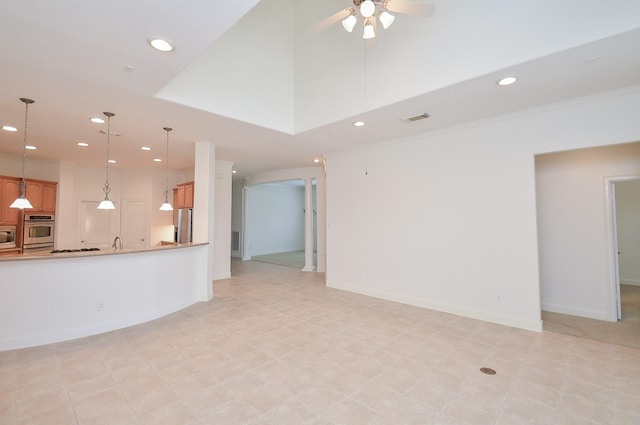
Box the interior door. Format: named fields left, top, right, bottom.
left=79, top=200, right=117, bottom=248
left=122, top=200, right=147, bottom=249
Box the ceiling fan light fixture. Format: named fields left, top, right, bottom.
left=342, top=13, right=357, bottom=32
left=363, top=19, right=375, bottom=39
left=379, top=10, right=395, bottom=29
left=360, top=0, right=376, bottom=18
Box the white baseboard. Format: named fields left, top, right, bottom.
left=213, top=272, right=231, bottom=281
left=621, top=279, right=640, bottom=287
left=327, top=280, right=542, bottom=332
left=541, top=302, right=613, bottom=322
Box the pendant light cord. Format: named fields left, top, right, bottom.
left=103, top=112, right=114, bottom=197
left=164, top=127, right=172, bottom=200
left=21, top=100, right=29, bottom=188
left=363, top=40, right=369, bottom=176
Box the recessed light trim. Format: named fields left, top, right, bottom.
left=77, top=142, right=89, bottom=147
left=91, top=117, right=105, bottom=124
left=141, top=146, right=151, bottom=151
left=353, top=121, right=365, bottom=127
left=148, top=37, right=174, bottom=52
left=108, top=159, right=116, bottom=164
left=153, top=158, right=162, bottom=162
left=497, top=76, right=517, bottom=86
left=2, top=125, right=17, bottom=132
left=25, top=145, right=36, bottom=150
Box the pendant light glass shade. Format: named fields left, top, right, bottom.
left=10, top=98, right=35, bottom=209
left=97, top=112, right=116, bottom=210
left=363, top=19, right=375, bottom=39
left=159, top=127, right=173, bottom=211
left=342, top=13, right=357, bottom=32
left=379, top=10, right=395, bottom=29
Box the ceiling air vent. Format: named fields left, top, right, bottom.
left=405, top=113, right=430, bottom=122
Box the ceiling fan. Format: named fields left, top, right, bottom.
left=313, top=0, right=435, bottom=39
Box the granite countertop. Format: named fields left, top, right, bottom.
left=0, top=242, right=208, bottom=262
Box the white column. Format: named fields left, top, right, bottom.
left=302, top=178, right=315, bottom=271
left=241, top=184, right=252, bottom=261
left=193, top=141, right=215, bottom=300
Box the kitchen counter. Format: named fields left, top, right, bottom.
left=0, top=242, right=211, bottom=351
left=0, top=242, right=207, bottom=262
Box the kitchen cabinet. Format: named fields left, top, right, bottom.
left=174, top=181, right=194, bottom=209
left=0, top=177, right=21, bottom=225
left=25, top=180, right=57, bottom=213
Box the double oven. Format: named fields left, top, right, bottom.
left=23, top=214, right=55, bottom=252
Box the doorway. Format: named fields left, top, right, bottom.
left=609, top=178, right=640, bottom=321
left=242, top=179, right=317, bottom=270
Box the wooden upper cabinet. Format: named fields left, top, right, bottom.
left=25, top=179, right=57, bottom=213
left=41, top=183, right=56, bottom=212
left=25, top=181, right=42, bottom=211
left=183, top=182, right=194, bottom=208
left=174, top=181, right=194, bottom=209
left=176, top=185, right=185, bottom=210
left=0, top=177, right=21, bottom=225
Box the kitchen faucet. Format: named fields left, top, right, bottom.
left=112, top=236, right=123, bottom=250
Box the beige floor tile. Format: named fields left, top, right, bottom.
left=3, top=259, right=639, bottom=425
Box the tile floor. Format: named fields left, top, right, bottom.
left=1, top=259, right=640, bottom=424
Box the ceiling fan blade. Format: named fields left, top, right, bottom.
left=310, top=8, right=352, bottom=33
left=386, top=0, right=435, bottom=17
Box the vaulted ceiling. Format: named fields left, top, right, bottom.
left=1, top=0, right=640, bottom=179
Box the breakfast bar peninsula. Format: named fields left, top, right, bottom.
left=0, top=243, right=210, bottom=351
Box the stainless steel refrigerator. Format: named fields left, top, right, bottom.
left=175, top=208, right=193, bottom=243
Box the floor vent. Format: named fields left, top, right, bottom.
left=232, top=231, right=240, bottom=251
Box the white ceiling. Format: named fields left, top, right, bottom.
left=1, top=0, right=640, bottom=180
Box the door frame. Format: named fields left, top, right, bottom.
left=604, top=175, right=640, bottom=321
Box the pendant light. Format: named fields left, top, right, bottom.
left=10, top=98, right=35, bottom=209
left=159, top=127, right=173, bottom=211
left=97, top=112, right=116, bottom=210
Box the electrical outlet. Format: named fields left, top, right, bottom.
left=97, top=301, right=104, bottom=312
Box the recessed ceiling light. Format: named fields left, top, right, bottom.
left=108, top=159, right=116, bottom=164
left=497, top=76, right=517, bottom=86
left=77, top=142, right=89, bottom=147
left=353, top=121, right=365, bottom=127
left=153, top=158, right=162, bottom=162
left=313, top=158, right=320, bottom=163
left=141, top=146, right=151, bottom=151
left=148, top=37, right=174, bottom=52
left=25, top=145, right=36, bottom=150
left=91, top=117, right=105, bottom=124
left=232, top=170, right=237, bottom=174
left=2, top=125, right=17, bottom=132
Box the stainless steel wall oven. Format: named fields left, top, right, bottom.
left=23, top=214, right=54, bottom=252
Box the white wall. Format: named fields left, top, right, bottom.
left=247, top=181, right=304, bottom=256
left=536, top=143, right=640, bottom=320
left=615, top=179, right=640, bottom=286
left=54, top=162, right=188, bottom=249
left=326, top=87, right=640, bottom=331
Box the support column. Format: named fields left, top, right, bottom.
left=193, top=141, right=215, bottom=301
left=302, top=178, right=315, bottom=272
